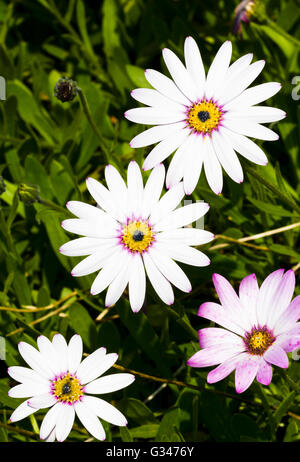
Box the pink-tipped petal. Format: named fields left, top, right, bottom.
left=263, top=344, right=289, bottom=369
left=256, top=359, right=273, bottom=386
left=235, top=356, right=260, bottom=393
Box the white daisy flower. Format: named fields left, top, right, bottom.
left=59, top=161, right=213, bottom=312
left=125, top=37, right=286, bottom=195
left=8, top=334, right=134, bottom=442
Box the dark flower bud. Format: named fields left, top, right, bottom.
left=54, top=77, right=78, bottom=103
left=17, top=183, right=41, bottom=205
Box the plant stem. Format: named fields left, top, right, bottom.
left=77, top=88, right=111, bottom=164
left=244, top=164, right=300, bottom=216
left=281, top=370, right=300, bottom=393
left=162, top=304, right=199, bottom=341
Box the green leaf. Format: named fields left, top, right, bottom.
left=155, top=408, right=183, bottom=442
left=118, top=398, right=158, bottom=426
left=68, top=302, right=97, bottom=350
left=126, top=65, right=152, bottom=89
left=119, top=425, right=133, bottom=442
left=76, top=0, right=94, bottom=54
left=130, top=424, right=159, bottom=439
left=247, top=196, right=294, bottom=217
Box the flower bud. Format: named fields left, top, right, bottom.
left=17, top=183, right=41, bottom=205
left=54, top=77, right=78, bottom=103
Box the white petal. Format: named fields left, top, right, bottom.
left=59, top=237, right=119, bottom=257
left=145, top=68, right=191, bottom=106
left=84, top=373, right=135, bottom=394
left=105, top=165, right=128, bottom=223
left=75, top=347, right=107, bottom=384
left=213, top=53, right=253, bottom=102
left=8, top=366, right=49, bottom=387
left=131, top=88, right=186, bottom=112
left=149, top=182, right=185, bottom=225
left=184, top=36, right=205, bottom=99
left=183, top=135, right=204, bottom=195
left=71, top=245, right=119, bottom=277
left=148, top=246, right=191, bottom=292
left=27, top=393, right=56, bottom=409
left=68, top=335, right=83, bottom=375
left=142, top=128, right=189, bottom=171
left=18, top=342, right=53, bottom=380
left=45, top=427, right=56, bottom=442
left=90, top=247, right=126, bottom=296
left=223, top=128, right=268, bottom=165
left=125, top=107, right=185, bottom=125
left=66, top=201, right=113, bottom=222
left=143, top=251, right=174, bottom=305
left=86, top=177, right=123, bottom=222
left=223, top=119, right=279, bottom=141
left=40, top=403, right=61, bottom=441
left=75, top=401, right=105, bottom=441
left=105, top=257, right=130, bottom=307
left=211, top=129, right=244, bottom=183
left=37, top=336, right=61, bottom=377
left=256, top=269, right=285, bottom=326
left=52, top=334, right=69, bottom=374
left=10, top=400, right=37, bottom=423
left=130, top=122, right=186, bottom=148
left=156, top=228, right=214, bottom=246
left=224, top=82, right=282, bottom=111
left=128, top=253, right=146, bottom=313
left=203, top=135, right=223, bottom=194
left=218, top=60, right=265, bottom=105
left=154, top=201, right=209, bottom=232
left=83, top=395, right=127, bottom=426
left=205, top=41, right=232, bottom=99
left=226, top=106, right=286, bottom=124
left=162, top=47, right=198, bottom=102
left=55, top=404, right=75, bottom=442
left=155, top=241, right=210, bottom=267
left=61, top=218, right=118, bottom=239
left=165, top=134, right=193, bottom=189
left=141, top=163, right=165, bottom=219
left=127, top=161, right=144, bottom=218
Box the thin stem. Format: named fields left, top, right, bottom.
left=244, top=164, right=300, bottom=216
left=281, top=370, right=300, bottom=394
left=161, top=304, right=199, bottom=341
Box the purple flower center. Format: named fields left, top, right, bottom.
left=244, top=326, right=275, bottom=355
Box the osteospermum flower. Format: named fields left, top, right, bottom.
left=187, top=270, right=300, bottom=393
left=8, top=334, right=134, bottom=442
left=125, top=37, right=285, bottom=195
left=60, top=161, right=213, bottom=312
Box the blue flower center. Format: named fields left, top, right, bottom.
left=132, top=230, right=144, bottom=242
left=197, top=111, right=210, bottom=122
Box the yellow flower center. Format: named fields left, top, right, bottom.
left=121, top=220, right=154, bottom=253
left=244, top=326, right=275, bottom=356
left=187, top=99, right=223, bottom=134
left=52, top=373, right=83, bottom=404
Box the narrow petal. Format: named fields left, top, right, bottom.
left=155, top=241, right=210, bottom=267
left=18, top=342, right=53, bottom=380
left=273, top=295, right=300, bottom=336
left=184, top=36, right=205, bottom=99
left=60, top=237, right=119, bottom=257
left=223, top=119, right=279, bottom=141
left=128, top=253, right=146, bottom=313
left=263, top=344, right=289, bottom=368
left=149, top=182, right=185, bottom=225
left=148, top=246, right=191, bottom=293
left=203, top=135, right=223, bottom=195
left=75, top=401, right=105, bottom=441
left=165, top=135, right=192, bottom=189
left=198, top=302, right=245, bottom=337
left=235, top=356, right=260, bottom=393
left=187, top=344, right=244, bottom=368
left=142, top=128, right=189, bottom=171
left=145, top=68, right=191, bottom=106
left=156, top=228, right=214, bottom=246
left=68, top=335, right=83, bottom=375
left=205, top=41, right=232, bottom=99
left=162, top=47, right=198, bottom=102
left=207, top=353, right=247, bottom=384
left=131, top=88, right=186, bottom=112
left=90, top=248, right=126, bottom=296
left=154, top=201, right=209, bottom=232
left=198, top=327, right=244, bottom=349
left=143, top=251, right=174, bottom=305
left=55, top=404, right=75, bottom=442
left=105, top=259, right=130, bottom=308
left=61, top=218, right=118, bottom=239
left=130, top=122, right=186, bottom=148
left=211, top=129, right=244, bottom=184
left=224, top=82, right=282, bottom=111
left=83, top=395, right=127, bottom=426
left=223, top=129, right=268, bottom=166
left=256, top=269, right=285, bottom=327
left=127, top=161, right=144, bottom=218
left=256, top=359, right=273, bottom=386
left=40, top=403, right=61, bottom=440
left=37, top=336, right=61, bottom=377
left=52, top=334, right=69, bottom=374
left=27, top=393, right=56, bottom=409
left=10, top=400, right=37, bottom=423
left=226, top=106, right=286, bottom=124
left=8, top=366, right=49, bottom=387
left=71, top=246, right=119, bottom=277
left=141, top=163, right=165, bottom=219
left=267, top=269, right=296, bottom=329
left=84, top=373, right=135, bottom=394
left=183, top=136, right=204, bottom=195
left=86, top=177, right=122, bottom=222
left=75, top=347, right=107, bottom=385
left=125, top=107, right=185, bottom=125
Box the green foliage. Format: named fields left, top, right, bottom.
left=0, top=0, right=299, bottom=443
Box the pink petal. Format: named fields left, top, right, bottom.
left=235, top=356, right=260, bottom=393
left=274, top=295, right=300, bottom=336
left=198, top=327, right=244, bottom=349
left=256, top=359, right=272, bottom=386
left=257, top=269, right=284, bottom=326
left=198, top=302, right=245, bottom=336
left=207, top=352, right=247, bottom=384
left=187, top=344, right=244, bottom=368
left=238, top=273, right=259, bottom=327
left=268, top=270, right=296, bottom=328
left=263, top=344, right=289, bottom=368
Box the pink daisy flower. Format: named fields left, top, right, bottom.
left=187, top=269, right=300, bottom=393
